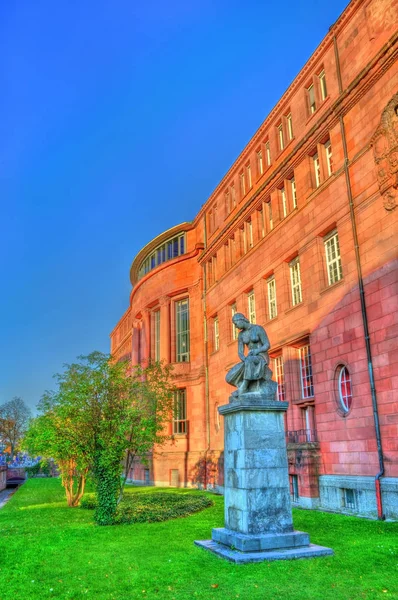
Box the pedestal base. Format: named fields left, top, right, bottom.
left=194, top=538, right=334, bottom=564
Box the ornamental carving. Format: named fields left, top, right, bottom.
left=371, top=92, right=398, bottom=211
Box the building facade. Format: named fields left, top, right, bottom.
left=111, top=0, right=398, bottom=519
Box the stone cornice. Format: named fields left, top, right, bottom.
left=198, top=32, right=398, bottom=263
left=192, top=0, right=366, bottom=228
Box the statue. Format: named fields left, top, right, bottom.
left=226, top=313, right=277, bottom=400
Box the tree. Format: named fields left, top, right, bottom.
left=23, top=352, right=175, bottom=521
left=0, top=397, right=31, bottom=458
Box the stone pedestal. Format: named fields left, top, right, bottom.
left=195, top=394, right=333, bottom=563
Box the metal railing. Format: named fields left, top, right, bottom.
left=286, top=429, right=318, bottom=444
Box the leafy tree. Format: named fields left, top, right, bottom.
left=0, top=397, right=31, bottom=458
left=23, top=352, right=175, bottom=522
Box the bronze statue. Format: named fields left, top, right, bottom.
left=226, top=313, right=277, bottom=399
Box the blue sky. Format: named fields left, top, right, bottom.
left=0, top=0, right=349, bottom=411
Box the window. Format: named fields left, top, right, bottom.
left=324, top=231, right=343, bottom=285
left=325, top=140, right=333, bottom=176
left=153, top=310, right=160, bottom=361
left=287, top=113, right=294, bottom=140
left=257, top=150, right=264, bottom=175
left=299, top=345, right=314, bottom=399
left=281, top=187, right=287, bottom=218
left=138, top=233, right=186, bottom=280
left=319, top=69, right=327, bottom=101
left=208, top=255, right=217, bottom=286
left=268, top=200, right=273, bottom=230
left=313, top=153, right=321, bottom=188
left=224, top=189, right=230, bottom=214
left=290, top=475, right=299, bottom=502
left=278, top=123, right=284, bottom=151
left=173, top=389, right=187, bottom=434
left=265, top=142, right=271, bottom=166
left=342, top=488, right=356, bottom=510
left=248, top=291, right=256, bottom=324
left=267, top=276, right=277, bottom=319
left=228, top=237, right=235, bottom=268
left=230, top=184, right=236, bottom=209
left=244, top=219, right=253, bottom=251
left=259, top=206, right=265, bottom=238
left=176, top=299, right=190, bottom=362
left=240, top=172, right=246, bottom=197
left=214, top=317, right=219, bottom=351
left=208, top=204, right=217, bottom=234
left=231, top=303, right=238, bottom=340
left=337, top=365, right=353, bottom=413
left=246, top=164, right=252, bottom=189
left=274, top=355, right=285, bottom=400
left=289, top=258, right=302, bottom=306
left=308, top=84, right=316, bottom=114
left=301, top=405, right=315, bottom=441
left=290, top=177, right=297, bottom=209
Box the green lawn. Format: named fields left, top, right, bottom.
left=0, top=479, right=397, bottom=600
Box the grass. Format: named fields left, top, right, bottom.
left=0, top=479, right=396, bottom=600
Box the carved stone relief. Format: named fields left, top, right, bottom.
left=371, top=92, right=398, bottom=211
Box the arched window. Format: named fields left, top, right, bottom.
left=337, top=365, right=353, bottom=414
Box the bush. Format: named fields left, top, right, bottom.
left=25, top=459, right=52, bottom=477
left=80, top=492, right=213, bottom=524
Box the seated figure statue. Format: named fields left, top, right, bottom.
left=226, top=313, right=277, bottom=400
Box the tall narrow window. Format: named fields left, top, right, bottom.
left=281, top=187, right=287, bottom=218
left=176, top=299, right=190, bottom=362
left=228, top=237, right=235, bottom=267
left=299, top=345, right=314, bottom=399
left=154, top=310, right=160, bottom=361
left=274, top=356, right=285, bottom=401
left=246, top=164, right=252, bottom=189
left=289, top=258, right=302, bottom=306
left=214, top=317, right=219, bottom=351
left=308, top=84, right=316, bottom=114
left=224, top=189, right=230, bottom=214
left=231, top=303, right=238, bottom=340
left=290, top=177, right=297, bottom=209
left=319, top=70, right=327, bottom=101
left=301, top=406, right=315, bottom=441
left=230, top=184, right=236, bottom=209
left=287, top=113, right=294, bottom=140
left=259, top=206, right=265, bottom=238
left=248, top=291, right=256, bottom=324
left=268, top=201, right=273, bottom=231
left=278, top=124, right=284, bottom=151
left=246, top=219, right=253, bottom=249
left=325, top=140, right=333, bottom=176
left=173, top=389, right=187, bottom=434
left=265, top=142, right=271, bottom=166
left=313, top=153, right=321, bottom=188
left=267, top=276, right=277, bottom=319
left=324, top=230, right=343, bottom=285
left=240, top=172, right=246, bottom=197
left=257, top=150, right=264, bottom=175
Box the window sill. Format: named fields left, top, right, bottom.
left=172, top=433, right=188, bottom=439
left=305, top=96, right=330, bottom=126
left=285, top=301, right=304, bottom=314
left=320, top=277, right=345, bottom=295
left=227, top=339, right=238, bottom=346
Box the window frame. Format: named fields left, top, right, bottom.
left=299, top=344, right=314, bottom=399
left=274, top=355, right=285, bottom=400
left=325, top=140, right=333, bottom=177
left=324, top=230, right=343, bottom=285
left=287, top=113, right=294, bottom=141
left=265, top=141, right=271, bottom=167
left=267, top=276, right=277, bottom=320
left=231, top=303, right=238, bottom=340
left=289, top=257, right=302, bottom=306
left=247, top=290, right=256, bottom=324
left=257, top=149, right=264, bottom=176
left=175, top=298, right=190, bottom=363
left=173, top=389, right=187, bottom=434
left=277, top=123, right=284, bottom=151
left=213, top=316, right=220, bottom=352
left=319, top=69, right=327, bottom=101
left=290, top=176, right=297, bottom=209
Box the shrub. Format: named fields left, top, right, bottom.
left=25, top=459, right=52, bottom=477
left=81, top=492, right=213, bottom=524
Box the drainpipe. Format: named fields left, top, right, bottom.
left=202, top=215, right=211, bottom=489
left=333, top=35, right=385, bottom=519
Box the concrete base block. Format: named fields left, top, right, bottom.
left=211, top=527, right=310, bottom=552
left=194, top=539, right=334, bottom=563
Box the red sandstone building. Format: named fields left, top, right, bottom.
left=111, top=0, right=398, bottom=519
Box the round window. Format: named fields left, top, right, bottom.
left=337, top=365, right=353, bottom=414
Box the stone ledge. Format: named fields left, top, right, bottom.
left=211, top=527, right=310, bottom=552
left=219, top=399, right=289, bottom=415
left=194, top=540, right=334, bottom=563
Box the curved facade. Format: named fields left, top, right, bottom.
left=111, top=0, right=398, bottom=518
